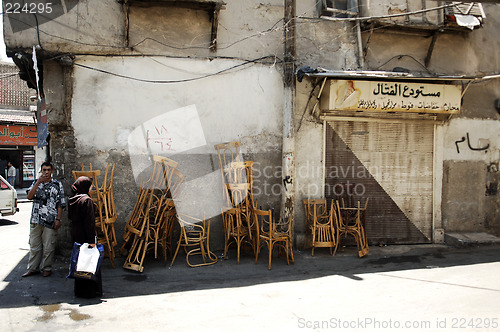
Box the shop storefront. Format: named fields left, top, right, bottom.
left=318, top=77, right=462, bottom=244
left=0, top=123, right=37, bottom=188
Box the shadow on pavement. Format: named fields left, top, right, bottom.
left=2, top=243, right=500, bottom=308
left=0, top=218, right=18, bottom=226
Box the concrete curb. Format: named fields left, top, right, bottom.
left=445, top=232, right=500, bottom=247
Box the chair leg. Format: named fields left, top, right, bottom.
left=236, top=237, right=241, bottom=264
left=285, top=242, right=290, bottom=265
left=170, top=234, right=183, bottom=267
left=289, top=243, right=294, bottom=263
left=254, top=241, right=260, bottom=263
left=224, top=237, right=229, bottom=260
left=311, top=231, right=316, bottom=256
left=267, top=241, right=273, bottom=270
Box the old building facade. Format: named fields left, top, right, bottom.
left=0, top=61, right=42, bottom=188
left=3, top=0, right=499, bottom=250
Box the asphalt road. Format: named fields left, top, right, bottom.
left=1, top=202, right=500, bottom=331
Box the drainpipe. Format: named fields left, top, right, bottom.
left=354, top=0, right=364, bottom=69
left=282, top=0, right=295, bottom=231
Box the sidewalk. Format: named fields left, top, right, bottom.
left=15, top=187, right=28, bottom=202
left=3, top=201, right=500, bottom=331
left=2, top=241, right=500, bottom=331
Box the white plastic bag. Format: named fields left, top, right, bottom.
left=76, top=243, right=100, bottom=274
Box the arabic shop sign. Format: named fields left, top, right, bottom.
left=322, top=80, right=461, bottom=114
left=0, top=125, right=37, bottom=146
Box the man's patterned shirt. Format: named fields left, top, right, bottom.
left=29, top=179, right=66, bottom=229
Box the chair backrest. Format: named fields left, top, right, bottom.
left=176, top=213, right=209, bottom=242
left=254, top=208, right=273, bottom=236
left=162, top=167, right=183, bottom=200
left=227, top=183, right=252, bottom=208
left=334, top=200, right=346, bottom=229
left=153, top=155, right=179, bottom=168
left=303, top=199, right=328, bottom=224
left=336, top=199, right=363, bottom=229
left=214, top=141, right=241, bottom=202
left=72, top=170, right=102, bottom=200
left=275, top=213, right=294, bottom=236
left=214, top=141, right=241, bottom=171
left=221, top=207, right=242, bottom=233
left=226, top=161, right=254, bottom=184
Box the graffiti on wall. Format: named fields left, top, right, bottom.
left=455, top=133, right=490, bottom=154
left=146, top=125, right=175, bottom=152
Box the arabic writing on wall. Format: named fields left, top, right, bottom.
left=329, top=80, right=462, bottom=114
left=455, top=133, right=490, bottom=154
left=146, top=125, right=175, bottom=152
left=0, top=125, right=37, bottom=145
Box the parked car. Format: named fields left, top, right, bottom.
left=0, top=175, right=18, bottom=216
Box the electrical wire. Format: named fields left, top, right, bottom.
left=1, top=0, right=493, bottom=84
left=373, top=54, right=432, bottom=73
left=71, top=55, right=278, bottom=84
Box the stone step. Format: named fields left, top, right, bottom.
left=445, top=232, right=500, bottom=247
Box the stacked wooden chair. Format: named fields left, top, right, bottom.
left=254, top=209, right=294, bottom=270
left=72, top=163, right=117, bottom=267
left=121, top=156, right=185, bottom=272
left=215, top=142, right=258, bottom=263
left=303, top=199, right=338, bottom=256
left=335, top=198, right=369, bottom=257
left=214, top=141, right=241, bottom=205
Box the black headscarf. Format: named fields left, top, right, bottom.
left=71, top=176, right=93, bottom=196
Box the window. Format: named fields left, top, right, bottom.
left=126, top=0, right=225, bottom=53
left=319, top=0, right=358, bottom=19
left=444, top=2, right=485, bottom=30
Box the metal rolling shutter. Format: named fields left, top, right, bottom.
left=325, top=120, right=433, bottom=244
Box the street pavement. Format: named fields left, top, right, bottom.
left=1, top=201, right=500, bottom=332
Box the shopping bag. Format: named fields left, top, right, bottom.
left=77, top=244, right=100, bottom=274
left=67, top=242, right=104, bottom=281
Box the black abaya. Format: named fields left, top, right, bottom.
left=68, top=179, right=103, bottom=298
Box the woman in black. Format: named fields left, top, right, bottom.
left=68, top=176, right=102, bottom=298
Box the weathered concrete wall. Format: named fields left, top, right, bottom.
left=295, top=1, right=359, bottom=70
left=3, top=0, right=285, bottom=59
left=5, top=0, right=500, bottom=249
left=67, top=56, right=284, bottom=249
left=3, top=1, right=125, bottom=54
left=441, top=117, right=500, bottom=236
left=3, top=0, right=287, bottom=250
left=293, top=1, right=360, bottom=248
left=355, top=4, right=500, bottom=238
left=292, top=1, right=500, bottom=245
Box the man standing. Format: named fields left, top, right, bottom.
left=23, top=161, right=66, bottom=277
left=7, top=161, right=16, bottom=187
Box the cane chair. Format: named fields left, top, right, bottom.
left=170, top=214, right=218, bottom=268
left=335, top=199, right=369, bottom=257
left=303, top=199, right=337, bottom=256
left=254, top=209, right=294, bottom=270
